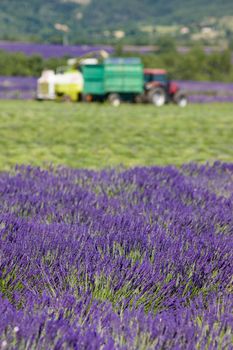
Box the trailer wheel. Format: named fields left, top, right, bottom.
left=108, top=93, right=121, bottom=107
left=134, top=94, right=144, bottom=104
left=148, top=87, right=166, bottom=106
left=173, top=91, right=188, bottom=107
left=60, top=94, right=72, bottom=102
left=82, top=94, right=93, bottom=103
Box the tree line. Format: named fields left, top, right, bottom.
left=0, top=51, right=67, bottom=77
left=0, top=47, right=233, bottom=82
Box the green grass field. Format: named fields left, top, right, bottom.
left=0, top=100, right=232, bottom=170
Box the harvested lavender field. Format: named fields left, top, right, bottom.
left=0, top=163, right=232, bottom=349
left=0, top=101, right=233, bottom=170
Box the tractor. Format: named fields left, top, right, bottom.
left=81, top=63, right=188, bottom=107
left=143, top=69, right=188, bottom=107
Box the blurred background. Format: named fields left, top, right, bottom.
left=0, top=0, right=233, bottom=101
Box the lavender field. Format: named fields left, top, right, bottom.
left=0, top=163, right=232, bottom=349
left=1, top=76, right=233, bottom=103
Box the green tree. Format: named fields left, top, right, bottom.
left=156, top=36, right=177, bottom=54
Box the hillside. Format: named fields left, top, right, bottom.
left=0, top=0, right=233, bottom=43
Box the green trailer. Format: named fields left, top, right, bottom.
left=81, top=58, right=144, bottom=105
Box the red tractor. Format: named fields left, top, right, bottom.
left=143, top=69, right=188, bottom=107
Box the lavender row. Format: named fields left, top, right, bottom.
left=1, top=42, right=232, bottom=60
left=0, top=41, right=114, bottom=59
left=1, top=76, right=233, bottom=102
left=0, top=42, right=152, bottom=58
left=2, top=77, right=233, bottom=93
left=0, top=163, right=232, bottom=349
left=176, top=80, right=233, bottom=92
left=0, top=91, right=36, bottom=100
left=0, top=76, right=37, bottom=99
left=188, top=95, right=233, bottom=103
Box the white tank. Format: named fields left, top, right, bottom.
left=37, top=70, right=57, bottom=100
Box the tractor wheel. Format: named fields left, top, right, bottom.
left=173, top=91, right=188, bottom=107
left=108, top=93, right=121, bottom=107
left=148, top=87, right=166, bottom=106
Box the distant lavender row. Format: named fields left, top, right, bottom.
left=0, top=42, right=157, bottom=58
left=176, top=80, right=233, bottom=92
left=0, top=41, right=114, bottom=59
left=188, top=95, right=233, bottom=103
left=175, top=80, right=233, bottom=103
left=2, top=42, right=232, bottom=59
left=1, top=76, right=233, bottom=102
left=0, top=76, right=37, bottom=99
left=0, top=163, right=232, bottom=349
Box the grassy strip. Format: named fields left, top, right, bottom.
left=0, top=100, right=232, bottom=170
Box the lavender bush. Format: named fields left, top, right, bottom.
left=0, top=163, right=232, bottom=349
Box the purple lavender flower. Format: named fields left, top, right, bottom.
left=0, top=163, right=232, bottom=349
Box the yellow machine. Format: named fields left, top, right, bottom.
left=55, top=69, right=84, bottom=102
left=36, top=51, right=109, bottom=102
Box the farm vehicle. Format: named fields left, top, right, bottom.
left=143, top=69, right=187, bottom=107
left=37, top=57, right=187, bottom=106
left=36, top=51, right=106, bottom=102
left=36, top=68, right=83, bottom=102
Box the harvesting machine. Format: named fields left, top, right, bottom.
left=36, top=50, right=108, bottom=102
left=36, top=68, right=83, bottom=102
